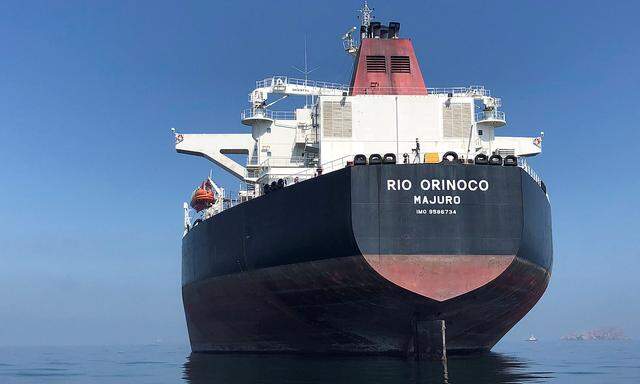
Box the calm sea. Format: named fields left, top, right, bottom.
left=0, top=341, right=638, bottom=383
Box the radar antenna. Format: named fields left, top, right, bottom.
left=342, top=26, right=357, bottom=56
left=341, top=2, right=374, bottom=56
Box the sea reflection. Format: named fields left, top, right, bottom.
left=183, top=352, right=554, bottom=384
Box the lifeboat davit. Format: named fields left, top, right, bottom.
left=190, top=180, right=215, bottom=212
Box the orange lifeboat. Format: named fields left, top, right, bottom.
left=190, top=180, right=215, bottom=212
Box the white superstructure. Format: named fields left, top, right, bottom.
left=175, top=78, right=542, bottom=196
left=174, top=4, right=544, bottom=204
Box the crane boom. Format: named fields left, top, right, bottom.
left=249, top=76, right=348, bottom=107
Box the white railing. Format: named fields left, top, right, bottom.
left=247, top=156, right=261, bottom=166
left=286, top=154, right=353, bottom=179
left=246, top=154, right=546, bottom=200
left=427, top=86, right=490, bottom=97
left=241, top=108, right=296, bottom=120
left=246, top=168, right=261, bottom=179
left=476, top=110, right=506, bottom=122
left=295, top=127, right=318, bottom=143
left=321, top=155, right=354, bottom=173
left=285, top=77, right=349, bottom=91
left=518, top=157, right=542, bottom=187
left=256, top=76, right=349, bottom=92
left=253, top=76, right=491, bottom=98
left=256, top=156, right=310, bottom=179
left=260, top=156, right=306, bottom=168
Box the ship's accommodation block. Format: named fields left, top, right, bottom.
left=175, top=18, right=542, bottom=193
left=318, top=94, right=477, bottom=167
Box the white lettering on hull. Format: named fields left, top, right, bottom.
left=387, top=178, right=490, bottom=214
left=387, top=179, right=413, bottom=191
left=410, top=179, right=489, bottom=191
left=413, top=195, right=461, bottom=205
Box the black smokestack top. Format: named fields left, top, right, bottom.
left=388, top=22, right=400, bottom=38
left=380, top=25, right=389, bottom=39
left=370, top=21, right=381, bottom=38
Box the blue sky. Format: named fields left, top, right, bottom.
left=1, top=0, right=638, bottom=346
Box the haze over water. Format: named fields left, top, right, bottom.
left=2, top=0, right=640, bottom=383
left=2, top=0, right=639, bottom=348
left=1, top=341, right=638, bottom=383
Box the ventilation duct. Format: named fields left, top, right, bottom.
left=366, top=55, right=386, bottom=72
left=370, top=22, right=381, bottom=38
left=388, top=22, right=400, bottom=38
left=390, top=56, right=411, bottom=73
left=380, top=25, right=389, bottom=39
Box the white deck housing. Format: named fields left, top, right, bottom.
left=174, top=77, right=543, bottom=198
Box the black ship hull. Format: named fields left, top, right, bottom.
left=182, top=163, right=552, bottom=354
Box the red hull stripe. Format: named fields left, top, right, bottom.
left=363, top=254, right=516, bottom=302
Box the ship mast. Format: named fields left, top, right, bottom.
left=358, top=1, right=374, bottom=28
left=292, top=36, right=318, bottom=107
left=343, top=2, right=375, bottom=56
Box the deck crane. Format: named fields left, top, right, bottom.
left=249, top=76, right=348, bottom=111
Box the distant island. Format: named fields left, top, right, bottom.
left=561, top=327, right=629, bottom=341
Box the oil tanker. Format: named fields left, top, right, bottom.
left=173, top=2, right=552, bottom=356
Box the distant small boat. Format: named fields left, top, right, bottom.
left=528, top=334, right=538, bottom=342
